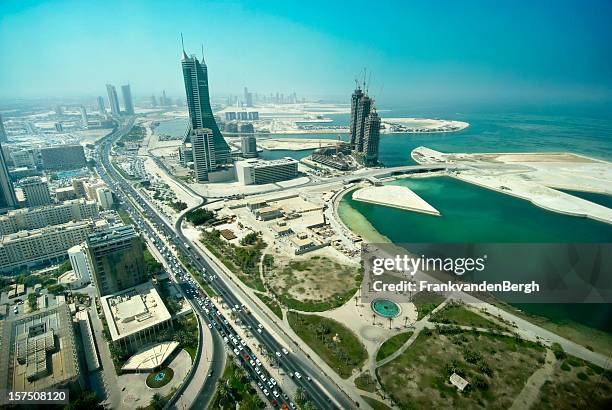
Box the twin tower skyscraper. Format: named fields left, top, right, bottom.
left=349, top=81, right=381, bottom=166
left=180, top=42, right=231, bottom=182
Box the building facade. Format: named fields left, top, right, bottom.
left=0, top=143, right=18, bottom=213
left=0, top=198, right=99, bottom=235
left=40, top=145, right=87, bottom=170
left=181, top=49, right=231, bottom=178
left=241, top=135, right=258, bottom=158
left=235, top=157, right=298, bottom=185
left=20, top=177, right=53, bottom=208
left=86, top=225, right=146, bottom=296
left=97, top=96, right=106, bottom=114
left=348, top=84, right=381, bottom=166
left=0, top=220, right=93, bottom=272
left=68, top=243, right=92, bottom=284
left=121, top=84, right=134, bottom=115
left=0, top=113, right=7, bottom=143
left=106, top=84, right=121, bottom=116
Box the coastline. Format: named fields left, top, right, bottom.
left=335, top=178, right=612, bottom=354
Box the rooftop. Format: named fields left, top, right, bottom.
left=100, top=282, right=172, bottom=341
left=238, top=157, right=298, bottom=168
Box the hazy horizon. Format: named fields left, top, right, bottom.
left=1, top=0, right=612, bottom=106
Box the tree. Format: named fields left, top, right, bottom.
left=149, top=393, right=167, bottom=410
left=216, top=378, right=233, bottom=407
left=295, top=388, right=307, bottom=405
left=64, top=391, right=103, bottom=410
left=240, top=232, right=259, bottom=246
left=241, top=394, right=263, bottom=410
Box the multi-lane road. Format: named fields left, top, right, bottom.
left=95, top=119, right=355, bottom=409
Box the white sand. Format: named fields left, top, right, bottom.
left=352, top=185, right=440, bottom=216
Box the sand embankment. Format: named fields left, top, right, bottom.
left=352, top=185, right=440, bottom=216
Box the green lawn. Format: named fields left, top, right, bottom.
left=355, top=371, right=377, bottom=392
left=255, top=293, right=283, bottom=319
left=361, top=396, right=393, bottom=410
left=376, top=331, right=413, bottom=362
left=411, top=291, right=445, bottom=320
left=430, top=303, right=504, bottom=331
left=378, top=328, right=545, bottom=409
left=287, top=311, right=367, bottom=379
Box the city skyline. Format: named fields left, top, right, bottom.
left=1, top=0, right=611, bottom=106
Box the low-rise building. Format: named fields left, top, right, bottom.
left=235, top=157, right=298, bottom=185
left=253, top=206, right=283, bottom=221
left=0, top=305, right=85, bottom=394
left=100, top=282, right=173, bottom=353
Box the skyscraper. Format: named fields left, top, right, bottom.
left=151, top=95, right=158, bottom=107
left=121, top=84, right=134, bottom=115
left=86, top=224, right=146, bottom=297
left=363, top=108, right=381, bottom=165
left=348, top=82, right=381, bottom=166
left=241, top=135, right=258, bottom=158
left=181, top=45, right=231, bottom=178
left=191, top=128, right=215, bottom=182
left=79, top=105, right=88, bottom=127
left=349, top=86, right=364, bottom=150
left=97, top=96, right=106, bottom=114
left=244, top=87, right=253, bottom=107
left=106, top=84, right=121, bottom=116
left=0, top=142, right=18, bottom=212
left=0, top=113, right=7, bottom=143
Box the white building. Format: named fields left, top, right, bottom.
left=95, top=187, right=114, bottom=210
left=68, top=243, right=92, bottom=285
left=0, top=198, right=99, bottom=235
left=0, top=220, right=93, bottom=272
left=235, top=157, right=298, bottom=185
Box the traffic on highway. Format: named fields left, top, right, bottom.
left=95, top=120, right=344, bottom=409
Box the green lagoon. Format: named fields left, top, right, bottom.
left=339, top=176, right=612, bottom=335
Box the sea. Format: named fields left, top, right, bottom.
left=155, top=103, right=612, bottom=333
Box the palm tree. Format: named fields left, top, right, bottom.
left=295, top=387, right=307, bottom=405
left=216, top=378, right=232, bottom=407
left=149, top=393, right=167, bottom=410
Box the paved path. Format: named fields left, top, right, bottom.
left=509, top=349, right=556, bottom=410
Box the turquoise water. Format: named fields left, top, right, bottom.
left=342, top=177, right=612, bottom=332
left=344, top=177, right=612, bottom=243
left=372, top=299, right=401, bottom=318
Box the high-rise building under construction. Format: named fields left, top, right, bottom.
left=348, top=81, right=380, bottom=166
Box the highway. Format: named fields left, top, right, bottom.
left=95, top=119, right=348, bottom=409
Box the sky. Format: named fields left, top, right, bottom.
left=1, top=0, right=611, bottom=106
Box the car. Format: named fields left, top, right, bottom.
left=257, top=382, right=263, bottom=390
left=242, top=352, right=250, bottom=360
left=255, top=359, right=261, bottom=366
left=294, top=372, right=302, bottom=379
left=289, top=402, right=296, bottom=409
left=282, top=403, right=289, bottom=410
left=306, top=376, right=312, bottom=382
left=259, top=374, right=266, bottom=383
left=262, top=389, right=269, bottom=397
left=223, top=337, right=229, bottom=343
left=282, top=348, right=289, bottom=355
left=269, top=378, right=277, bottom=386
left=282, top=393, right=289, bottom=400
left=207, top=323, right=212, bottom=329
left=257, top=328, right=262, bottom=334
left=249, top=360, right=255, bottom=367
left=275, top=351, right=281, bottom=358
left=257, top=323, right=263, bottom=329
left=255, top=367, right=261, bottom=375
left=272, top=390, right=279, bottom=398
left=271, top=400, right=278, bottom=408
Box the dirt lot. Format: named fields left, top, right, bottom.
left=264, top=253, right=360, bottom=311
